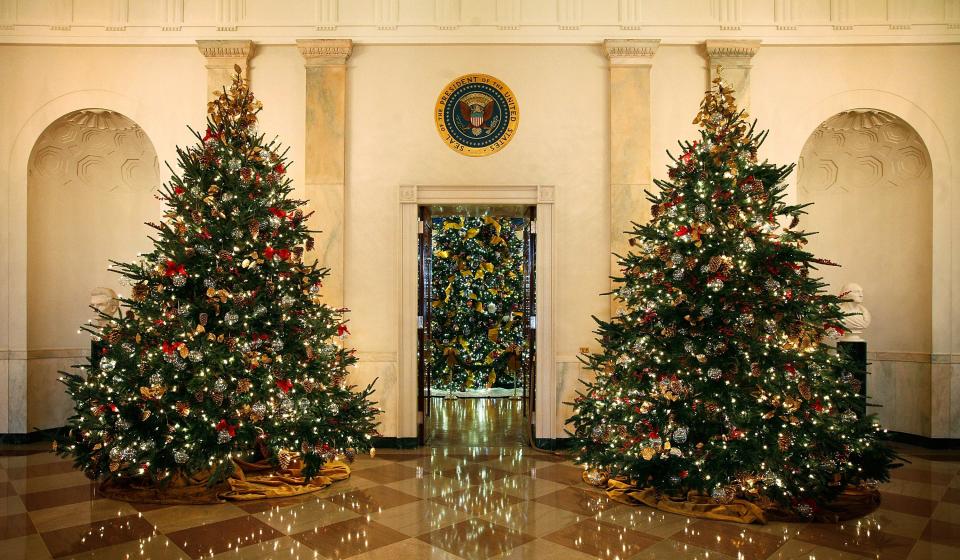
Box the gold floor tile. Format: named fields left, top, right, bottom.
left=419, top=517, right=535, bottom=560
left=367, top=498, right=471, bottom=537
left=254, top=498, right=359, bottom=535
left=490, top=537, right=596, bottom=559
left=65, top=534, right=186, bottom=560
left=768, top=538, right=870, bottom=560
left=325, top=484, right=422, bottom=515
left=211, top=535, right=323, bottom=560
left=905, top=539, right=960, bottom=560
left=671, top=519, right=789, bottom=559
left=28, top=498, right=137, bottom=533
left=595, top=504, right=691, bottom=538
left=932, top=502, right=960, bottom=525
left=633, top=537, right=738, bottom=560
left=349, top=536, right=462, bottom=559
left=142, top=503, right=248, bottom=534
left=165, top=515, right=284, bottom=559
left=352, top=463, right=421, bottom=485
left=0, top=533, right=52, bottom=559
left=430, top=486, right=524, bottom=518
left=542, top=518, right=660, bottom=559
left=0, top=495, right=26, bottom=516
left=291, top=517, right=409, bottom=559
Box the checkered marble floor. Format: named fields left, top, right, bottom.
left=1, top=442, right=959, bottom=559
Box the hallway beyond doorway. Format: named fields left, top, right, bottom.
left=426, top=397, right=526, bottom=447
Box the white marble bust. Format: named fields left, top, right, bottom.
left=90, top=287, right=119, bottom=328
left=838, top=283, right=871, bottom=342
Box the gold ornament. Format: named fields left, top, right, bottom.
left=641, top=447, right=656, bottom=460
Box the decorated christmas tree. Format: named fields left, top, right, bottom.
left=55, top=69, right=379, bottom=488
left=430, top=215, right=526, bottom=391
left=568, top=78, right=896, bottom=519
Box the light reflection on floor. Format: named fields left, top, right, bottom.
left=426, top=396, right=527, bottom=448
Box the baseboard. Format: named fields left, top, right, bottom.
left=532, top=438, right=573, bottom=451
left=888, top=431, right=960, bottom=449
left=371, top=437, right=419, bottom=449
left=0, top=427, right=60, bottom=445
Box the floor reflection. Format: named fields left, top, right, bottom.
left=426, top=396, right=527, bottom=448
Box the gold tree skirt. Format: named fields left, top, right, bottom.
left=587, top=473, right=881, bottom=524
left=99, top=459, right=351, bottom=505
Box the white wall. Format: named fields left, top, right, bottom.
left=2, top=38, right=958, bottom=438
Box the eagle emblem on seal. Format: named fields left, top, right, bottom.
left=458, top=93, right=497, bottom=136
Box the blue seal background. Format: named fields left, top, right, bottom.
left=443, top=81, right=512, bottom=149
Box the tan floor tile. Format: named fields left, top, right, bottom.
left=142, top=503, right=248, bottom=534
left=386, top=473, right=473, bottom=499
left=212, top=535, right=324, bottom=559
left=881, top=492, right=940, bottom=517
left=932, top=502, right=960, bottom=525
left=65, top=534, right=186, bottom=560
left=595, top=504, right=691, bottom=538
left=891, top=467, right=957, bottom=487
left=10, top=470, right=94, bottom=494
left=533, top=486, right=616, bottom=517
left=868, top=508, right=934, bottom=539
left=881, top=479, right=948, bottom=501
left=430, top=486, right=524, bottom=518
left=0, top=533, right=52, bottom=559
left=482, top=501, right=581, bottom=538
left=367, top=499, right=470, bottom=537
left=4, top=460, right=78, bottom=480
left=40, top=514, right=158, bottom=559
left=352, top=463, right=421, bottom=485
left=921, top=519, right=960, bottom=548
left=769, top=538, right=870, bottom=560
left=350, top=536, right=462, bottom=559
left=28, top=498, right=137, bottom=533
left=490, top=537, right=596, bottom=559
left=0, top=495, right=26, bottom=516
left=489, top=474, right=568, bottom=500
left=906, top=539, right=960, bottom=560
left=794, top=521, right=917, bottom=559
left=254, top=498, right=358, bottom=534
left=632, top=537, right=738, bottom=559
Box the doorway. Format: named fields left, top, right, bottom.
left=417, top=205, right=536, bottom=447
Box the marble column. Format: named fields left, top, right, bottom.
left=296, top=39, right=352, bottom=309
left=196, top=40, right=255, bottom=100
left=704, top=40, right=760, bottom=106
left=603, top=39, right=660, bottom=316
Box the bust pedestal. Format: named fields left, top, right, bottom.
left=837, top=340, right=867, bottom=416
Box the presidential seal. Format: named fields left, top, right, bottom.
left=435, top=73, right=519, bottom=157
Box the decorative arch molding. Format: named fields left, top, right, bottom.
left=771, top=89, right=956, bottom=437
left=2, top=89, right=164, bottom=433
left=771, top=89, right=953, bottom=356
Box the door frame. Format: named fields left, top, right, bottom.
left=399, top=184, right=556, bottom=444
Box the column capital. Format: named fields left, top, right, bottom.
left=603, top=39, right=660, bottom=66
left=705, top=39, right=761, bottom=61
left=297, top=39, right=353, bottom=67
left=196, top=40, right=255, bottom=68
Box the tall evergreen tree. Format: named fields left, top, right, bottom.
left=568, top=78, right=895, bottom=517
left=56, top=69, right=379, bottom=484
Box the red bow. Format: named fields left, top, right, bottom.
left=174, top=186, right=185, bottom=195
left=274, top=163, right=286, bottom=174
left=164, top=260, right=186, bottom=277
left=268, top=207, right=287, bottom=219
left=275, top=379, right=293, bottom=393
left=675, top=225, right=691, bottom=237
left=202, top=128, right=215, bottom=142
left=337, top=324, right=350, bottom=337
left=215, top=419, right=237, bottom=437
left=162, top=341, right=184, bottom=355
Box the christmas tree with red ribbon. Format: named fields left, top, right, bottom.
left=56, top=69, right=379, bottom=484
left=568, top=77, right=896, bottom=519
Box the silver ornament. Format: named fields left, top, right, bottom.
left=172, top=275, right=186, bottom=288
left=149, top=373, right=163, bottom=386
left=217, top=430, right=232, bottom=443
left=673, top=426, right=689, bottom=444
left=213, top=378, right=227, bottom=392
left=707, top=368, right=722, bottom=380
left=100, top=358, right=117, bottom=372
left=224, top=311, right=239, bottom=325
left=174, top=449, right=189, bottom=464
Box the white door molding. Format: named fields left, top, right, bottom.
left=397, top=184, right=557, bottom=441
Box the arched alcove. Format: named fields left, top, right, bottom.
left=27, top=109, right=160, bottom=429
left=798, top=109, right=933, bottom=435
